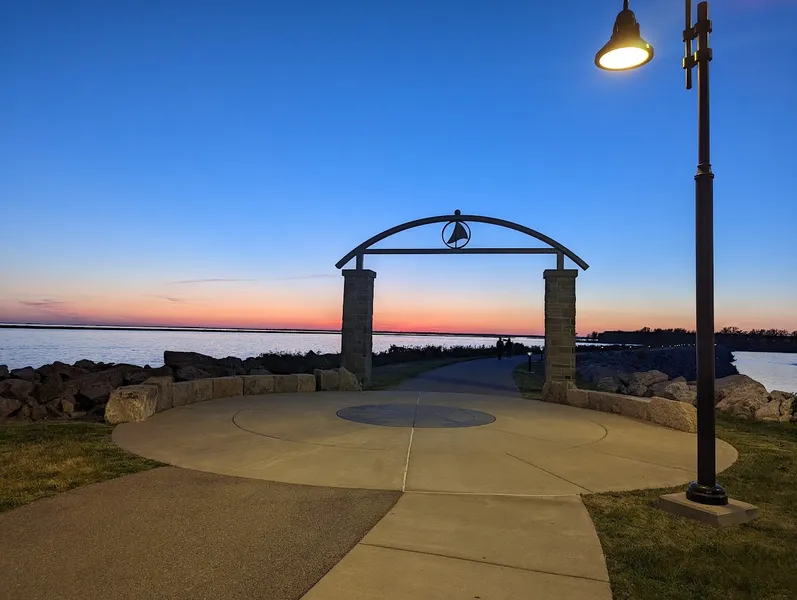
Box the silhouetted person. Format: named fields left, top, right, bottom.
left=505, top=337, right=513, bottom=358
left=497, top=337, right=504, bottom=360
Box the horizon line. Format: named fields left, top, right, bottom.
left=0, top=322, right=549, bottom=339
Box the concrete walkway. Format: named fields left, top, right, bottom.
left=2, top=358, right=739, bottom=599
left=392, top=354, right=528, bottom=395
left=0, top=467, right=399, bottom=600
left=109, top=358, right=736, bottom=599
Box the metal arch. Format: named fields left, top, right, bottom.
left=335, top=213, right=590, bottom=270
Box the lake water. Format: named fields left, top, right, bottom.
left=0, top=327, right=547, bottom=370
left=1, top=328, right=795, bottom=393
left=732, top=351, right=797, bottom=394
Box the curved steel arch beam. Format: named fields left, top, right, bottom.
left=335, top=213, right=589, bottom=270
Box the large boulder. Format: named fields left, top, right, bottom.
left=754, top=399, right=783, bottom=422
left=77, top=366, right=128, bottom=390
left=44, top=398, right=68, bottom=419
left=715, top=374, right=768, bottom=404
left=628, top=370, right=669, bottom=388
left=105, top=385, right=158, bottom=424
left=626, top=382, right=649, bottom=397
left=143, top=376, right=174, bottom=412
left=248, top=368, right=272, bottom=376
left=34, top=375, right=65, bottom=404
left=650, top=381, right=696, bottom=404
left=0, top=396, right=22, bottom=420
left=314, top=369, right=340, bottom=391
left=37, top=361, right=84, bottom=381
left=164, top=351, right=217, bottom=369
left=56, top=393, right=76, bottom=416
left=125, top=370, right=155, bottom=386
left=577, top=363, right=624, bottom=384
left=30, top=402, right=48, bottom=421
left=596, top=377, right=620, bottom=393
left=0, top=379, right=35, bottom=401
left=201, top=365, right=238, bottom=378
left=10, top=366, right=40, bottom=382
left=338, top=368, right=362, bottom=392
left=174, top=366, right=212, bottom=382
left=74, top=359, right=102, bottom=372
left=0, top=365, right=8, bottom=379
left=715, top=374, right=770, bottom=419
left=648, top=397, right=697, bottom=433
left=754, top=391, right=796, bottom=422
left=75, top=382, right=115, bottom=409
left=218, top=357, right=246, bottom=375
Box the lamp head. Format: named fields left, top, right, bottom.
left=595, top=2, right=654, bottom=71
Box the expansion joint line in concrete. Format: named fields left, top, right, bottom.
left=358, top=542, right=610, bottom=584
left=506, top=452, right=595, bottom=494
left=401, top=393, right=421, bottom=492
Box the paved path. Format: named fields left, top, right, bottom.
left=2, top=358, right=739, bottom=600
left=0, top=467, right=398, bottom=600
left=392, top=354, right=529, bottom=395
left=108, top=358, right=735, bottom=599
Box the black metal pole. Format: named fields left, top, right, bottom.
left=686, top=1, right=727, bottom=506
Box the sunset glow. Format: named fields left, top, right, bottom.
left=2, top=1, right=795, bottom=336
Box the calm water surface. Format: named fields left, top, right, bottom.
left=1, top=329, right=794, bottom=393
left=0, top=328, right=546, bottom=370
left=732, top=351, right=797, bottom=393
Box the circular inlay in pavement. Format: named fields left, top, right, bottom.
left=336, top=403, right=496, bottom=428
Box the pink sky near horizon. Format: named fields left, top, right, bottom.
left=2, top=278, right=793, bottom=335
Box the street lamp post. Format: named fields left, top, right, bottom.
left=595, top=0, right=728, bottom=506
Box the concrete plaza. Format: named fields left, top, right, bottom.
left=1, top=358, right=738, bottom=599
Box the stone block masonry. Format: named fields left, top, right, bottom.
left=212, top=376, right=244, bottom=399
left=543, top=269, right=578, bottom=385
left=173, top=379, right=214, bottom=407
left=341, top=269, right=376, bottom=385
left=105, top=368, right=359, bottom=424
left=557, top=387, right=697, bottom=433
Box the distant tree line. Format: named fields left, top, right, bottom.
left=596, top=327, right=797, bottom=353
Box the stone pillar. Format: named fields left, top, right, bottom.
left=341, top=269, right=376, bottom=385
left=542, top=269, right=578, bottom=402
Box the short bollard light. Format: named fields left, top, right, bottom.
left=528, top=352, right=533, bottom=372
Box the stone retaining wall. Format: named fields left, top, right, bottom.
left=105, top=368, right=360, bottom=425
left=542, top=381, right=697, bottom=433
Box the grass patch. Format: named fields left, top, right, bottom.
left=513, top=365, right=797, bottom=598
left=512, top=360, right=545, bottom=399
left=0, top=421, right=162, bottom=513
left=366, top=357, right=481, bottom=391
left=584, top=415, right=797, bottom=599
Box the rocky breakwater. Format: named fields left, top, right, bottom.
left=105, top=363, right=362, bottom=425
left=0, top=360, right=173, bottom=422
left=546, top=346, right=795, bottom=430
left=715, top=374, right=795, bottom=423
left=587, top=367, right=795, bottom=425
left=0, top=350, right=355, bottom=424
left=577, top=345, right=738, bottom=387
left=163, top=350, right=340, bottom=381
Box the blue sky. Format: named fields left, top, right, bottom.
left=1, top=0, right=795, bottom=334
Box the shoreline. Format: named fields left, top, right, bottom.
left=0, top=323, right=548, bottom=339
